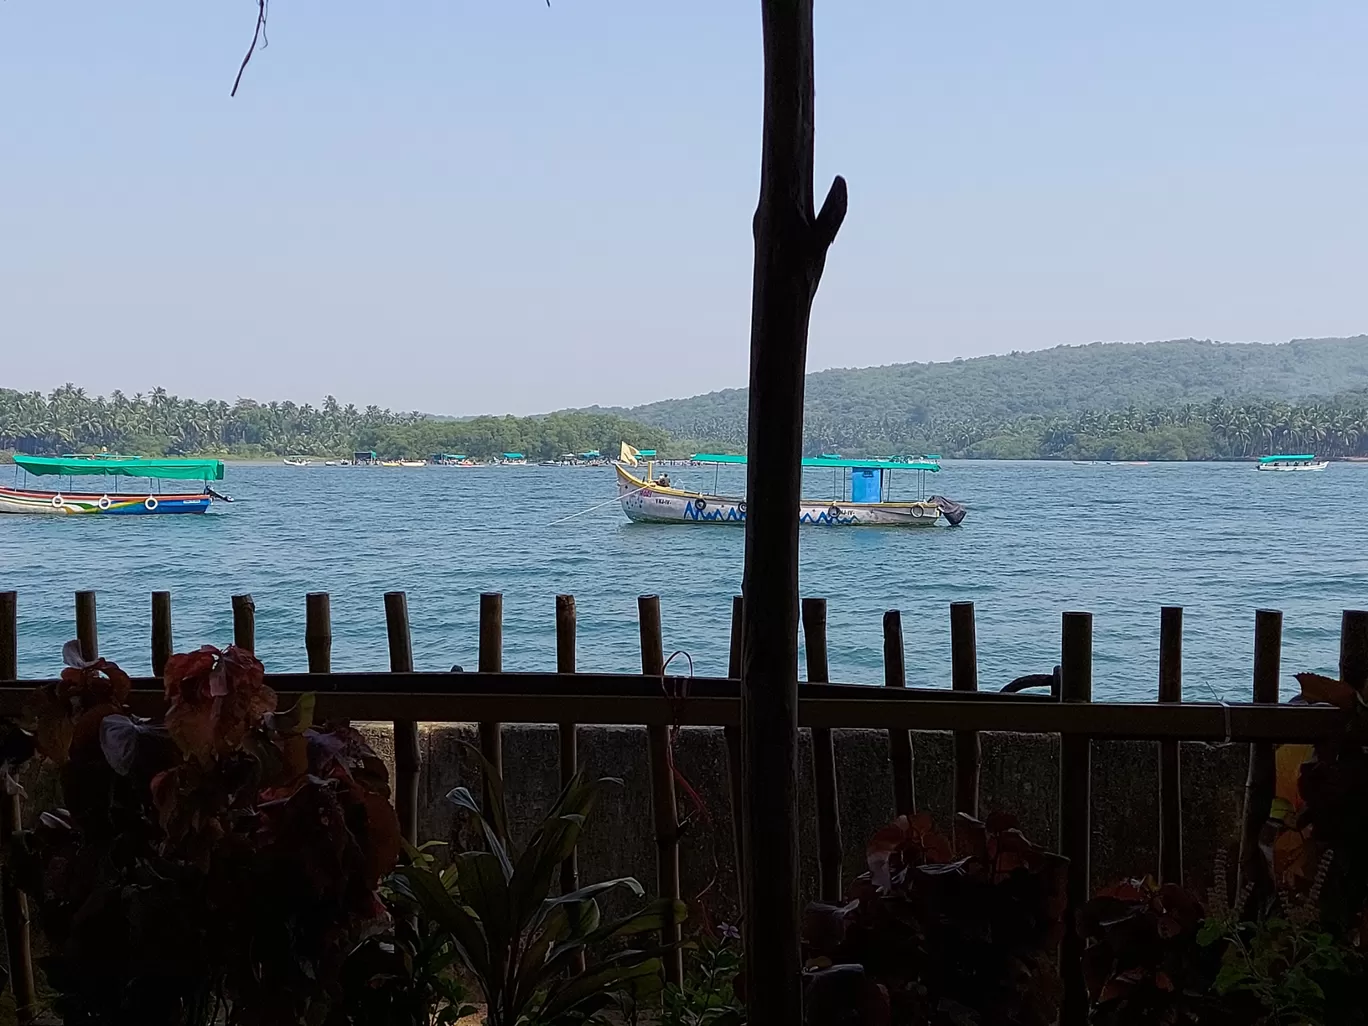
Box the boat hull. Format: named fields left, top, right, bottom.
left=0, top=487, right=212, bottom=515
left=1256, top=462, right=1329, bottom=471
left=615, top=466, right=955, bottom=526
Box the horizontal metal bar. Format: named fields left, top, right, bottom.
left=0, top=686, right=1336, bottom=742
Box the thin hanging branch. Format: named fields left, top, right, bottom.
left=231, top=0, right=270, bottom=97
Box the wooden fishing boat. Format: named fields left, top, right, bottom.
left=0, top=455, right=228, bottom=516
left=613, top=447, right=966, bottom=527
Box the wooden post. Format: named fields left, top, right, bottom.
left=232, top=593, right=256, bottom=652
left=384, top=592, right=420, bottom=846
left=1238, top=609, right=1281, bottom=905
left=1340, top=610, right=1368, bottom=691
left=555, top=596, right=580, bottom=895
left=1158, top=606, right=1183, bottom=885
left=75, top=590, right=98, bottom=660
left=305, top=593, right=332, bottom=672
left=0, top=593, right=35, bottom=1023
left=638, top=595, right=683, bottom=986
left=554, top=595, right=586, bottom=974
left=1059, top=611, right=1093, bottom=1026
left=883, top=610, right=915, bottom=816
left=724, top=594, right=746, bottom=917
left=742, top=2, right=848, bottom=1019
left=803, top=598, right=842, bottom=902
left=151, top=591, right=173, bottom=677
left=478, top=593, right=505, bottom=832
left=950, top=601, right=980, bottom=818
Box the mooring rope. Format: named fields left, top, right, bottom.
left=546, top=485, right=647, bottom=526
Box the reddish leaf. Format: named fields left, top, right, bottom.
left=1295, top=672, right=1356, bottom=710
left=164, top=645, right=275, bottom=759
left=361, top=791, right=402, bottom=887
left=24, top=686, right=74, bottom=765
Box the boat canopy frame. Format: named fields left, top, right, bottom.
left=682, top=452, right=942, bottom=503
left=13, top=454, right=225, bottom=481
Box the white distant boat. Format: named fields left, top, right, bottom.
left=283, top=456, right=313, bottom=467
left=1257, top=454, right=1329, bottom=472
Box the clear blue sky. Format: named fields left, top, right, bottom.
left=3, top=1, right=1365, bottom=414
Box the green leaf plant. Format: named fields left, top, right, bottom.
left=389, top=751, right=687, bottom=1026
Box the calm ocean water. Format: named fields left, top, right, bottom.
left=0, top=460, right=1362, bottom=700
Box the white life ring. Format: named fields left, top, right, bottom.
left=911, top=505, right=925, bottom=519
left=97, top=495, right=111, bottom=510
left=51, top=494, right=64, bottom=509
left=144, top=496, right=159, bottom=511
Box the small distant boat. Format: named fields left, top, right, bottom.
left=0, top=454, right=228, bottom=516
left=614, top=445, right=965, bottom=527
left=324, top=459, right=348, bottom=467
left=1256, top=454, right=1329, bottom=472
left=283, top=456, right=313, bottom=467
left=498, top=452, right=529, bottom=466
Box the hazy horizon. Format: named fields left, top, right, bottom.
left=5, top=2, right=1366, bottom=415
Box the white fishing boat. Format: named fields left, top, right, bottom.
left=1256, top=454, right=1329, bottom=472
left=613, top=445, right=966, bottom=527
left=283, top=456, right=313, bottom=467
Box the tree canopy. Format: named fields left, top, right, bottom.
left=0, top=385, right=671, bottom=462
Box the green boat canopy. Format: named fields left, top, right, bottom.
left=690, top=453, right=941, bottom=473
left=14, top=454, right=226, bottom=481
left=1259, top=454, right=1316, bottom=462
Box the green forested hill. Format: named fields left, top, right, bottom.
left=601, top=336, right=1368, bottom=451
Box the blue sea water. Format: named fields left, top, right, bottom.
left=0, top=460, right=1362, bottom=701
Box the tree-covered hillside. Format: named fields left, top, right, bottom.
left=601, top=337, right=1368, bottom=451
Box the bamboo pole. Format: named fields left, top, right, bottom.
left=384, top=592, right=420, bottom=846
left=638, top=595, right=683, bottom=987
left=1059, top=611, right=1092, bottom=1026
left=883, top=610, right=915, bottom=816
left=724, top=594, right=746, bottom=917
left=1238, top=609, right=1281, bottom=904
left=0, top=593, right=34, bottom=1023
left=75, top=590, right=98, bottom=660
left=555, top=596, right=580, bottom=896
left=151, top=591, right=173, bottom=677
left=803, top=597, right=842, bottom=902
left=1158, top=606, right=1183, bottom=885
left=478, top=593, right=505, bottom=833
left=232, top=593, right=256, bottom=652
left=1, top=680, right=1341, bottom=738
left=950, top=601, right=980, bottom=818
left=306, top=592, right=338, bottom=727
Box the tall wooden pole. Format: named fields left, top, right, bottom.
left=742, top=2, right=846, bottom=1022
left=0, top=593, right=35, bottom=1023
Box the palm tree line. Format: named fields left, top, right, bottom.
left=0, top=385, right=671, bottom=462
left=0, top=385, right=416, bottom=457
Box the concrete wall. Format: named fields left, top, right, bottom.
left=366, top=723, right=1250, bottom=922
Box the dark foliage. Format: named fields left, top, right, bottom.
left=802, top=812, right=1067, bottom=1026
left=12, top=643, right=401, bottom=1026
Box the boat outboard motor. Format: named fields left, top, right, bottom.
left=929, top=494, right=966, bottom=526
